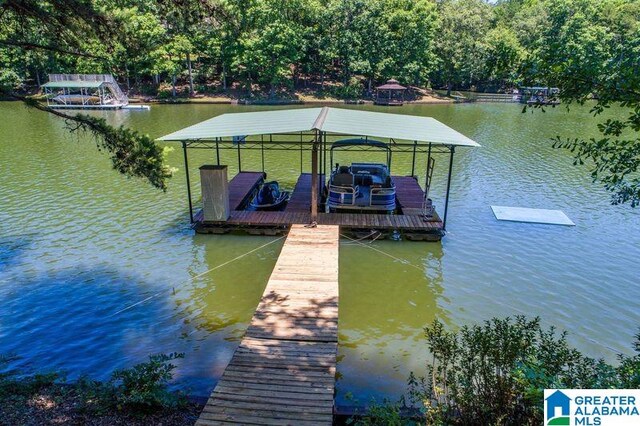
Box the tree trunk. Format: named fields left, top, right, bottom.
left=321, top=71, right=325, bottom=90
left=172, top=74, right=177, bottom=97
left=186, top=53, right=194, bottom=96
left=446, top=82, right=452, bottom=97
left=222, top=63, right=227, bottom=90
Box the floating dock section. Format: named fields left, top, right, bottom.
left=194, top=172, right=443, bottom=240
left=197, top=225, right=339, bottom=425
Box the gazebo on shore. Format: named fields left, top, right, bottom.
left=375, top=79, right=407, bottom=106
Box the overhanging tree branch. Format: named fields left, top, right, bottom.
left=0, top=39, right=103, bottom=59
left=3, top=90, right=172, bottom=191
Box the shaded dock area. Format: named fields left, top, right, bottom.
left=195, top=172, right=442, bottom=239
left=163, top=107, right=481, bottom=241
left=196, top=225, right=339, bottom=425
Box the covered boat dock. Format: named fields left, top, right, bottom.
left=158, top=107, right=479, bottom=241
left=41, top=74, right=129, bottom=109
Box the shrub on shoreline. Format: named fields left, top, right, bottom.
left=0, top=352, right=194, bottom=425
left=353, top=316, right=640, bottom=425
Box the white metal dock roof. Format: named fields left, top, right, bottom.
left=157, top=107, right=480, bottom=147
left=41, top=81, right=105, bottom=88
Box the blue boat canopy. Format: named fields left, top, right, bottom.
left=157, top=107, right=480, bottom=147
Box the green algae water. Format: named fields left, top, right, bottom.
left=0, top=102, right=638, bottom=404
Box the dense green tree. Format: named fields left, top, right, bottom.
left=528, top=0, right=640, bottom=206
left=231, top=0, right=307, bottom=96
left=433, top=0, right=493, bottom=94
left=482, top=26, right=524, bottom=87
left=1, top=0, right=639, bottom=203
left=375, top=0, right=439, bottom=87
left=0, top=0, right=172, bottom=190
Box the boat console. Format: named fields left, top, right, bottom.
left=327, top=139, right=396, bottom=213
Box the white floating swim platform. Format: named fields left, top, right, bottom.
left=122, top=105, right=151, bottom=110
left=491, top=205, right=575, bottom=226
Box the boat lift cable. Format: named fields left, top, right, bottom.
left=340, top=230, right=382, bottom=244
left=107, top=235, right=285, bottom=318
left=340, top=233, right=622, bottom=355
left=340, top=233, right=424, bottom=271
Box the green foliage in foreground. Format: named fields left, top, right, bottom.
left=0, top=354, right=61, bottom=400
left=0, top=352, right=186, bottom=415
left=78, top=352, right=187, bottom=414
left=5, top=96, right=174, bottom=191
left=353, top=316, right=640, bottom=426
left=60, top=113, right=173, bottom=191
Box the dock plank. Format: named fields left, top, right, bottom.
left=196, top=225, right=339, bottom=426
left=228, top=171, right=265, bottom=210
left=195, top=172, right=443, bottom=236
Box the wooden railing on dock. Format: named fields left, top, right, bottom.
left=196, top=224, right=340, bottom=425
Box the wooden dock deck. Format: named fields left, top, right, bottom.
left=197, top=225, right=339, bottom=425
left=228, top=172, right=266, bottom=210
left=195, top=172, right=443, bottom=239
left=284, top=173, right=324, bottom=213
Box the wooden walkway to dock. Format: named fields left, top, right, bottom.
left=196, top=225, right=340, bottom=425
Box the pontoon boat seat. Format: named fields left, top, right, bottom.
left=332, top=172, right=354, bottom=187
left=354, top=173, right=373, bottom=186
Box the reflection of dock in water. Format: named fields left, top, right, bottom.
left=196, top=225, right=339, bottom=425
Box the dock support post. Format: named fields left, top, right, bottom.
left=215, top=138, right=220, bottom=165
left=237, top=141, right=242, bottom=172
left=182, top=141, right=194, bottom=224
left=261, top=135, right=265, bottom=172
left=323, top=131, right=328, bottom=190
left=411, top=140, right=417, bottom=176
left=443, top=145, right=455, bottom=230
left=311, top=130, right=319, bottom=221
left=319, top=132, right=324, bottom=189
left=425, top=143, right=432, bottom=199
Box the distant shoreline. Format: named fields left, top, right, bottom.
left=128, top=92, right=454, bottom=106
left=2, top=90, right=455, bottom=106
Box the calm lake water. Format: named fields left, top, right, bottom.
left=0, top=102, right=638, bottom=405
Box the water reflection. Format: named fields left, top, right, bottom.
left=173, top=234, right=281, bottom=341
left=0, top=235, right=33, bottom=271
left=336, top=239, right=447, bottom=405
left=0, top=267, right=177, bottom=378
left=1, top=102, right=638, bottom=403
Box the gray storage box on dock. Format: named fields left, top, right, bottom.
left=200, top=165, right=230, bottom=222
